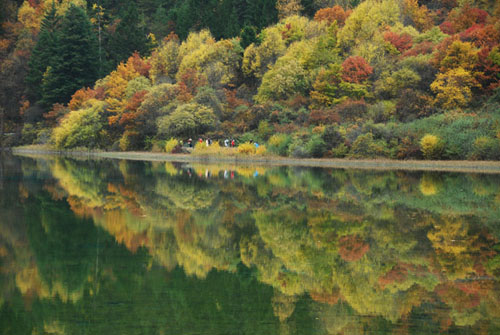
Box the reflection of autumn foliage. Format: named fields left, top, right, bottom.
left=105, top=183, right=143, bottom=216
left=378, top=263, right=428, bottom=289
left=338, top=234, right=369, bottom=262
left=100, top=210, right=149, bottom=253
left=272, top=291, right=297, bottom=322
left=378, top=264, right=408, bottom=288
left=67, top=196, right=94, bottom=218
left=435, top=283, right=480, bottom=311
left=310, top=288, right=340, bottom=305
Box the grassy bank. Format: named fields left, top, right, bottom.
left=11, top=145, right=500, bottom=174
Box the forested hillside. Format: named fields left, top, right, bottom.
left=1, top=0, right=500, bottom=160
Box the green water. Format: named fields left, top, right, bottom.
left=1, top=154, right=500, bottom=334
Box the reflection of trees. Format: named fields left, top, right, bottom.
left=4, top=155, right=500, bottom=334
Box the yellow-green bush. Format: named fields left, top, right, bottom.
left=471, top=137, right=500, bottom=160
left=420, top=134, right=444, bottom=159
left=237, top=142, right=256, bottom=155
left=165, top=138, right=179, bottom=153
left=255, top=145, right=267, bottom=155
left=192, top=141, right=225, bottom=155
left=268, top=134, right=291, bottom=156
left=52, top=100, right=105, bottom=149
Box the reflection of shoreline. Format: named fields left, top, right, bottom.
left=12, top=147, right=500, bottom=174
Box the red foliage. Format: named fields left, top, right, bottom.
left=68, top=87, right=98, bottom=110
left=341, top=56, right=373, bottom=83
left=43, top=103, right=67, bottom=125
left=338, top=234, right=370, bottom=262
left=378, top=264, right=409, bottom=288
left=125, top=90, right=148, bottom=112
left=456, top=280, right=494, bottom=297
left=224, top=89, right=250, bottom=109
left=439, top=21, right=455, bottom=35
left=128, top=52, right=151, bottom=77
left=313, top=6, right=347, bottom=26
left=94, top=86, right=106, bottom=100
left=285, top=94, right=309, bottom=109
left=435, top=283, right=481, bottom=311
left=447, top=5, right=489, bottom=32
left=119, top=91, right=148, bottom=129
left=475, top=47, right=500, bottom=92
left=273, top=123, right=299, bottom=134
left=308, top=109, right=340, bottom=125
left=177, top=68, right=206, bottom=102
left=334, top=99, right=368, bottom=121
left=383, top=31, right=413, bottom=53
left=402, top=41, right=435, bottom=57
left=164, top=31, right=179, bottom=42
left=281, top=23, right=293, bottom=40
left=310, top=289, right=340, bottom=305
left=460, top=24, right=500, bottom=49
left=27, top=0, right=38, bottom=8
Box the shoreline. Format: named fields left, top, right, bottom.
left=10, top=146, right=500, bottom=174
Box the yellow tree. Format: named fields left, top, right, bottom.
left=430, top=67, right=480, bottom=109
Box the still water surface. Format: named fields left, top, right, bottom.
left=1, top=154, right=500, bottom=334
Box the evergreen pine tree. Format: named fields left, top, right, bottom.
left=107, top=2, right=152, bottom=68
left=41, top=5, right=99, bottom=108
left=240, top=25, right=258, bottom=49
left=25, top=3, right=60, bottom=102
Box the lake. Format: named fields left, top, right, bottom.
left=1, top=154, right=500, bottom=334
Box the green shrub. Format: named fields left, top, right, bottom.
left=257, top=120, right=273, bottom=140
left=157, top=103, right=216, bottom=138
left=268, top=133, right=292, bottom=156
left=287, top=133, right=309, bottom=158
left=21, top=123, right=39, bottom=145
left=397, top=113, right=495, bottom=159
left=305, top=134, right=326, bottom=158
left=321, top=125, right=343, bottom=150
left=165, top=138, right=179, bottom=153
left=119, top=130, right=142, bottom=151
left=349, top=132, right=390, bottom=158
left=471, top=137, right=500, bottom=160
left=420, top=134, right=444, bottom=159
left=331, top=143, right=349, bottom=158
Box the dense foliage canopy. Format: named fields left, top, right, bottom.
left=1, top=0, right=500, bottom=159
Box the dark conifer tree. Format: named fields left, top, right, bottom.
left=240, top=25, right=258, bottom=49
left=25, top=3, right=60, bottom=102
left=41, top=5, right=99, bottom=108
left=107, top=2, right=152, bottom=68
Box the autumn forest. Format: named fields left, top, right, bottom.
left=0, top=0, right=499, bottom=159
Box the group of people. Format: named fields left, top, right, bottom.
left=184, top=138, right=237, bottom=148
left=184, top=138, right=259, bottom=149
